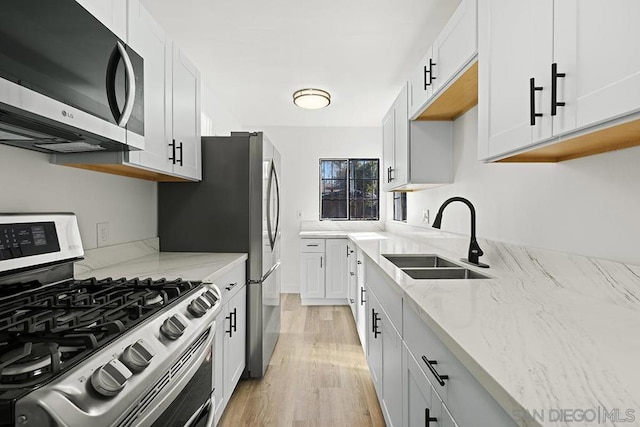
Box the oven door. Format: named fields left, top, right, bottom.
left=150, top=340, right=215, bottom=427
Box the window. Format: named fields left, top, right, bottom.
left=320, top=159, right=379, bottom=220
left=393, top=192, right=407, bottom=222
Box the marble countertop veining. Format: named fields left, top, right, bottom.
left=300, top=229, right=640, bottom=427
left=74, top=240, right=247, bottom=283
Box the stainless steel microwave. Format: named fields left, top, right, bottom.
left=0, top=1, right=144, bottom=154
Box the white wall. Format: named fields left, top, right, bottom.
left=390, top=106, right=640, bottom=266
left=0, top=145, right=157, bottom=250
left=259, top=126, right=383, bottom=293
left=201, top=82, right=243, bottom=136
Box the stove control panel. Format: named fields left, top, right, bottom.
left=160, top=313, right=189, bottom=340
left=90, top=359, right=133, bottom=397
left=187, top=296, right=211, bottom=317
left=120, top=339, right=155, bottom=373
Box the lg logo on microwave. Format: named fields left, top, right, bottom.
left=61, top=110, right=74, bottom=119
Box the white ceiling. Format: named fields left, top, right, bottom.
left=140, top=0, right=458, bottom=128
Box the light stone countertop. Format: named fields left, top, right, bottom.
left=74, top=238, right=247, bottom=283
left=300, top=229, right=640, bottom=427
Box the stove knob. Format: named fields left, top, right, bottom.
left=91, top=359, right=133, bottom=397
left=121, top=339, right=155, bottom=373
left=160, top=313, right=188, bottom=340
left=188, top=296, right=211, bottom=317
left=202, top=290, right=218, bottom=305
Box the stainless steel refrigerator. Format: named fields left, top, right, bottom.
left=158, top=132, right=281, bottom=378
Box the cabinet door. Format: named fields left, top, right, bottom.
left=403, top=345, right=442, bottom=427
left=553, top=0, right=640, bottom=135
left=356, top=251, right=367, bottom=349
left=300, top=252, right=325, bottom=299
left=75, top=0, right=127, bottom=41
left=325, top=239, right=348, bottom=299
left=381, top=307, right=403, bottom=427
left=392, top=84, right=409, bottom=188
left=126, top=1, right=173, bottom=173
left=172, top=45, right=202, bottom=180
left=478, top=0, right=553, bottom=159
left=433, top=0, right=477, bottom=93
left=382, top=108, right=395, bottom=192
left=224, top=288, right=246, bottom=403
left=367, top=292, right=383, bottom=399
left=409, top=49, right=434, bottom=118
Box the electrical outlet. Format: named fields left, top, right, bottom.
left=97, top=222, right=110, bottom=247
left=422, top=210, right=430, bottom=224
left=296, top=210, right=303, bottom=220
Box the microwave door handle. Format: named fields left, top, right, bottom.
left=118, top=42, right=136, bottom=127
left=106, top=43, right=122, bottom=124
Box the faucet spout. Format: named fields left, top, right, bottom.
left=431, top=197, right=489, bottom=268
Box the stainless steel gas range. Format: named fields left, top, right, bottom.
left=0, top=214, right=222, bottom=427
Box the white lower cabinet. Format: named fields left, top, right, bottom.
left=361, top=254, right=517, bottom=427
left=355, top=248, right=367, bottom=350
left=212, top=262, right=246, bottom=425
left=299, top=238, right=348, bottom=305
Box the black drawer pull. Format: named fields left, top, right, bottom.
left=425, top=408, right=437, bottom=426
left=232, top=308, right=238, bottom=332
left=529, top=77, right=543, bottom=126
left=372, top=309, right=381, bottom=338
left=306, top=244, right=319, bottom=247
left=169, top=139, right=176, bottom=164
left=357, top=260, right=362, bottom=265
left=551, top=62, right=566, bottom=116
left=225, top=282, right=238, bottom=291
left=421, top=356, right=449, bottom=386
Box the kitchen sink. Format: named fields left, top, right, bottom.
left=402, top=268, right=490, bottom=280
left=382, top=254, right=460, bottom=269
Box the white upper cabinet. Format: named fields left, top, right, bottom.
left=75, top=0, right=127, bottom=42
left=479, top=0, right=640, bottom=162
left=478, top=0, right=553, bottom=159
left=553, top=0, right=640, bottom=135
left=127, top=0, right=172, bottom=174
left=382, top=84, right=453, bottom=192
left=409, top=0, right=478, bottom=120
left=431, top=0, right=477, bottom=96
left=169, top=45, right=202, bottom=180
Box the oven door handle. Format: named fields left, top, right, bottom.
left=184, top=395, right=214, bottom=427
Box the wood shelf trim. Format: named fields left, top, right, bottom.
left=64, top=163, right=191, bottom=182
left=415, top=61, right=478, bottom=121
left=497, top=117, right=640, bottom=163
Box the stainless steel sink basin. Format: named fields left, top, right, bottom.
left=402, top=268, right=490, bottom=280
left=382, top=254, right=460, bottom=269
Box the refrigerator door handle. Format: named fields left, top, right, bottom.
left=266, top=160, right=280, bottom=251
left=249, top=261, right=281, bottom=285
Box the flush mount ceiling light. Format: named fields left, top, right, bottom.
left=293, top=88, right=331, bottom=109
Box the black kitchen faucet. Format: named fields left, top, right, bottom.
left=432, top=196, right=489, bottom=268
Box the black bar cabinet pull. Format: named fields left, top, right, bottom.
left=232, top=308, right=237, bottom=332
left=178, top=142, right=184, bottom=166
left=425, top=408, right=437, bottom=426
left=306, top=244, right=319, bottom=247
left=529, top=78, right=543, bottom=126
left=357, top=260, right=362, bottom=265
left=169, top=139, right=176, bottom=164
left=360, top=287, right=366, bottom=305
left=421, top=356, right=449, bottom=386
left=423, top=65, right=429, bottom=90
left=429, top=58, right=437, bottom=85
left=320, top=256, right=323, bottom=268
left=551, top=62, right=566, bottom=116
left=226, top=313, right=233, bottom=337
left=372, top=309, right=381, bottom=338
left=225, top=282, right=237, bottom=291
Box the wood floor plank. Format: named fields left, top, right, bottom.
left=218, top=294, right=385, bottom=427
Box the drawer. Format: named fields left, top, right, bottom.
left=214, top=262, right=246, bottom=301
left=403, top=303, right=516, bottom=426
left=299, top=238, right=325, bottom=253
left=365, top=259, right=403, bottom=335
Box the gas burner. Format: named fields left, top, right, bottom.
left=0, top=343, right=60, bottom=384
left=143, top=291, right=165, bottom=307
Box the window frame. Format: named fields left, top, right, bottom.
left=319, top=158, right=380, bottom=221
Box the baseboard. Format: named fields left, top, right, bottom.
left=281, top=282, right=299, bottom=294
left=301, top=298, right=348, bottom=306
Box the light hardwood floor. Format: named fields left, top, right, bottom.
left=218, top=293, right=385, bottom=427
